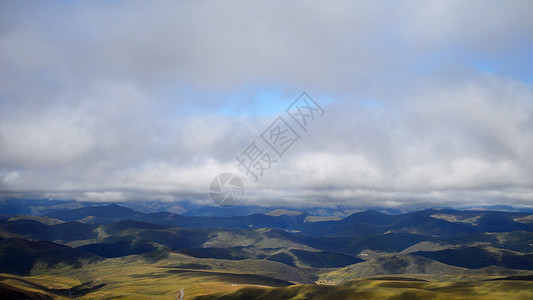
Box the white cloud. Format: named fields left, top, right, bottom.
left=1, top=1, right=532, bottom=208
left=0, top=108, right=94, bottom=167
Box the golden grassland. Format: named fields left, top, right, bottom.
left=1, top=251, right=303, bottom=299
left=192, top=277, right=533, bottom=300
left=1, top=251, right=533, bottom=299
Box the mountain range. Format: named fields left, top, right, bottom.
left=0, top=200, right=532, bottom=299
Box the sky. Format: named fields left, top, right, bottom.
left=1, top=0, right=533, bottom=208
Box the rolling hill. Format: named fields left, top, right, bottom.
left=0, top=237, right=102, bottom=275
left=0, top=219, right=98, bottom=242
left=413, top=246, right=533, bottom=270
left=191, top=275, right=533, bottom=300
left=1, top=201, right=532, bottom=299
left=180, top=247, right=363, bottom=268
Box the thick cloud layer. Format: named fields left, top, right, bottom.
left=1, top=1, right=532, bottom=208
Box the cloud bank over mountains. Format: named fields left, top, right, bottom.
left=1, top=1, right=532, bottom=207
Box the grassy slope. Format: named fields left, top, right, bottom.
left=0, top=220, right=98, bottom=242
left=2, top=208, right=533, bottom=299
left=191, top=276, right=533, bottom=300
left=180, top=246, right=362, bottom=268
left=2, top=250, right=533, bottom=299
left=447, top=231, right=533, bottom=253
left=8, top=250, right=314, bottom=299
left=316, top=253, right=533, bottom=284
left=0, top=238, right=102, bottom=275
left=0, top=273, right=104, bottom=300
left=413, top=246, right=533, bottom=270
left=4, top=272, right=533, bottom=300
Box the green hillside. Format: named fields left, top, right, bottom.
left=0, top=238, right=102, bottom=275
left=1, top=204, right=532, bottom=299
left=192, top=276, right=533, bottom=300
left=180, top=247, right=362, bottom=268
left=413, top=246, right=533, bottom=270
